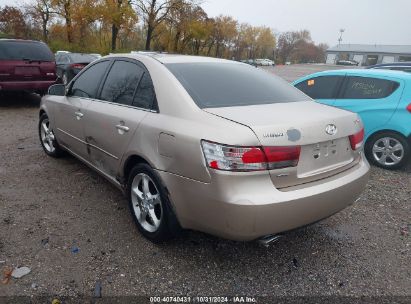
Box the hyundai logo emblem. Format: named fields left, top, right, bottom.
left=325, top=124, right=337, bottom=135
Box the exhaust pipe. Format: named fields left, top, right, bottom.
left=257, top=234, right=283, bottom=247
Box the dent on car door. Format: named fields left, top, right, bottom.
left=54, top=60, right=111, bottom=160
left=83, top=60, right=155, bottom=178
left=295, top=75, right=344, bottom=105
left=334, top=76, right=404, bottom=133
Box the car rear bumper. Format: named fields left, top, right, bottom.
left=0, top=80, right=57, bottom=92
left=158, top=155, right=370, bottom=241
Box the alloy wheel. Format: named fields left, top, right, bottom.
left=40, top=118, right=56, bottom=153
left=372, top=137, right=404, bottom=167
left=131, top=173, right=163, bottom=233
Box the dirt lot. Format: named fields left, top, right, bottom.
left=0, top=64, right=410, bottom=303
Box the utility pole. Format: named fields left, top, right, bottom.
left=338, top=29, right=345, bottom=46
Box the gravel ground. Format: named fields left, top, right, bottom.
left=0, top=65, right=410, bottom=303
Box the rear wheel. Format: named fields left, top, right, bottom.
left=39, top=113, right=63, bottom=157
left=365, top=131, right=409, bottom=170
left=127, top=163, right=180, bottom=242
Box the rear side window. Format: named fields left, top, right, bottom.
left=70, top=60, right=110, bottom=98
left=100, top=61, right=144, bottom=106
left=166, top=62, right=307, bottom=108
left=133, top=72, right=156, bottom=109
left=295, top=76, right=343, bottom=99
left=341, top=76, right=400, bottom=99
left=0, top=40, right=54, bottom=61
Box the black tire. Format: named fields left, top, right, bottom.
left=39, top=113, right=64, bottom=158
left=127, top=163, right=181, bottom=242
left=365, top=131, right=410, bottom=170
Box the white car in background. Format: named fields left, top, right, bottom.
left=256, top=59, right=275, bottom=66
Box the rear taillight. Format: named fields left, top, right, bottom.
left=263, top=146, right=301, bottom=169
left=349, top=128, right=364, bottom=150
left=201, top=140, right=300, bottom=172
left=407, top=103, right=411, bottom=113
left=70, top=63, right=85, bottom=69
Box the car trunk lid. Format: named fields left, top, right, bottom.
left=204, top=101, right=363, bottom=188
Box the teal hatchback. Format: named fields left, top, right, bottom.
left=294, top=69, right=411, bottom=170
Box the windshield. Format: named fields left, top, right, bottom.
left=166, top=62, right=308, bottom=108
left=0, top=40, right=54, bottom=61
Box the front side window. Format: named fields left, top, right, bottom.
left=295, top=76, right=343, bottom=99
left=166, top=62, right=307, bottom=108
left=70, top=60, right=110, bottom=98
left=100, top=61, right=144, bottom=106
left=341, top=76, right=400, bottom=99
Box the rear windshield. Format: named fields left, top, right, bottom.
left=0, top=40, right=54, bottom=61
left=165, top=62, right=308, bottom=108
left=69, top=53, right=97, bottom=63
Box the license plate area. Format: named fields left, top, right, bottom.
left=15, top=66, right=40, bottom=76
left=297, top=138, right=354, bottom=178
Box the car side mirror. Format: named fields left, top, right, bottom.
left=48, top=84, right=66, bottom=96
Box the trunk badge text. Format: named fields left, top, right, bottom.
left=263, top=132, right=284, bottom=138
left=325, top=124, right=337, bottom=135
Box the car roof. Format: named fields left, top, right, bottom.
left=369, top=62, right=411, bottom=68
left=294, top=68, right=411, bottom=83
left=0, top=38, right=44, bottom=44
left=106, top=53, right=237, bottom=65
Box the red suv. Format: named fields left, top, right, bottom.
left=0, top=39, right=57, bottom=95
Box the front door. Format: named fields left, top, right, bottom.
left=54, top=95, right=90, bottom=160
left=54, top=59, right=112, bottom=160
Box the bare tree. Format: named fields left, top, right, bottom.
left=135, top=0, right=193, bottom=50
left=26, top=0, right=55, bottom=42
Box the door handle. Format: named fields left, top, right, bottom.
left=74, top=111, right=84, bottom=120
left=116, top=124, right=129, bottom=132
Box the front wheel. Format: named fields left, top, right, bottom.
left=365, top=131, right=410, bottom=170
left=127, top=163, right=180, bottom=242
left=39, top=113, right=63, bottom=157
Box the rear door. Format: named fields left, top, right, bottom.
left=54, top=60, right=111, bottom=160
left=334, top=75, right=404, bottom=134
left=294, top=75, right=344, bottom=106
left=83, top=59, right=156, bottom=178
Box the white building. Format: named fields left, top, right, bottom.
left=326, top=44, right=411, bottom=66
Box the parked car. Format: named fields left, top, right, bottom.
left=255, top=58, right=275, bottom=66
left=367, top=62, right=411, bottom=73
left=39, top=54, right=369, bottom=243
left=90, top=53, right=102, bottom=59
left=337, top=60, right=359, bottom=66
left=0, top=39, right=57, bottom=95
left=55, top=52, right=99, bottom=85
left=293, top=69, right=411, bottom=170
